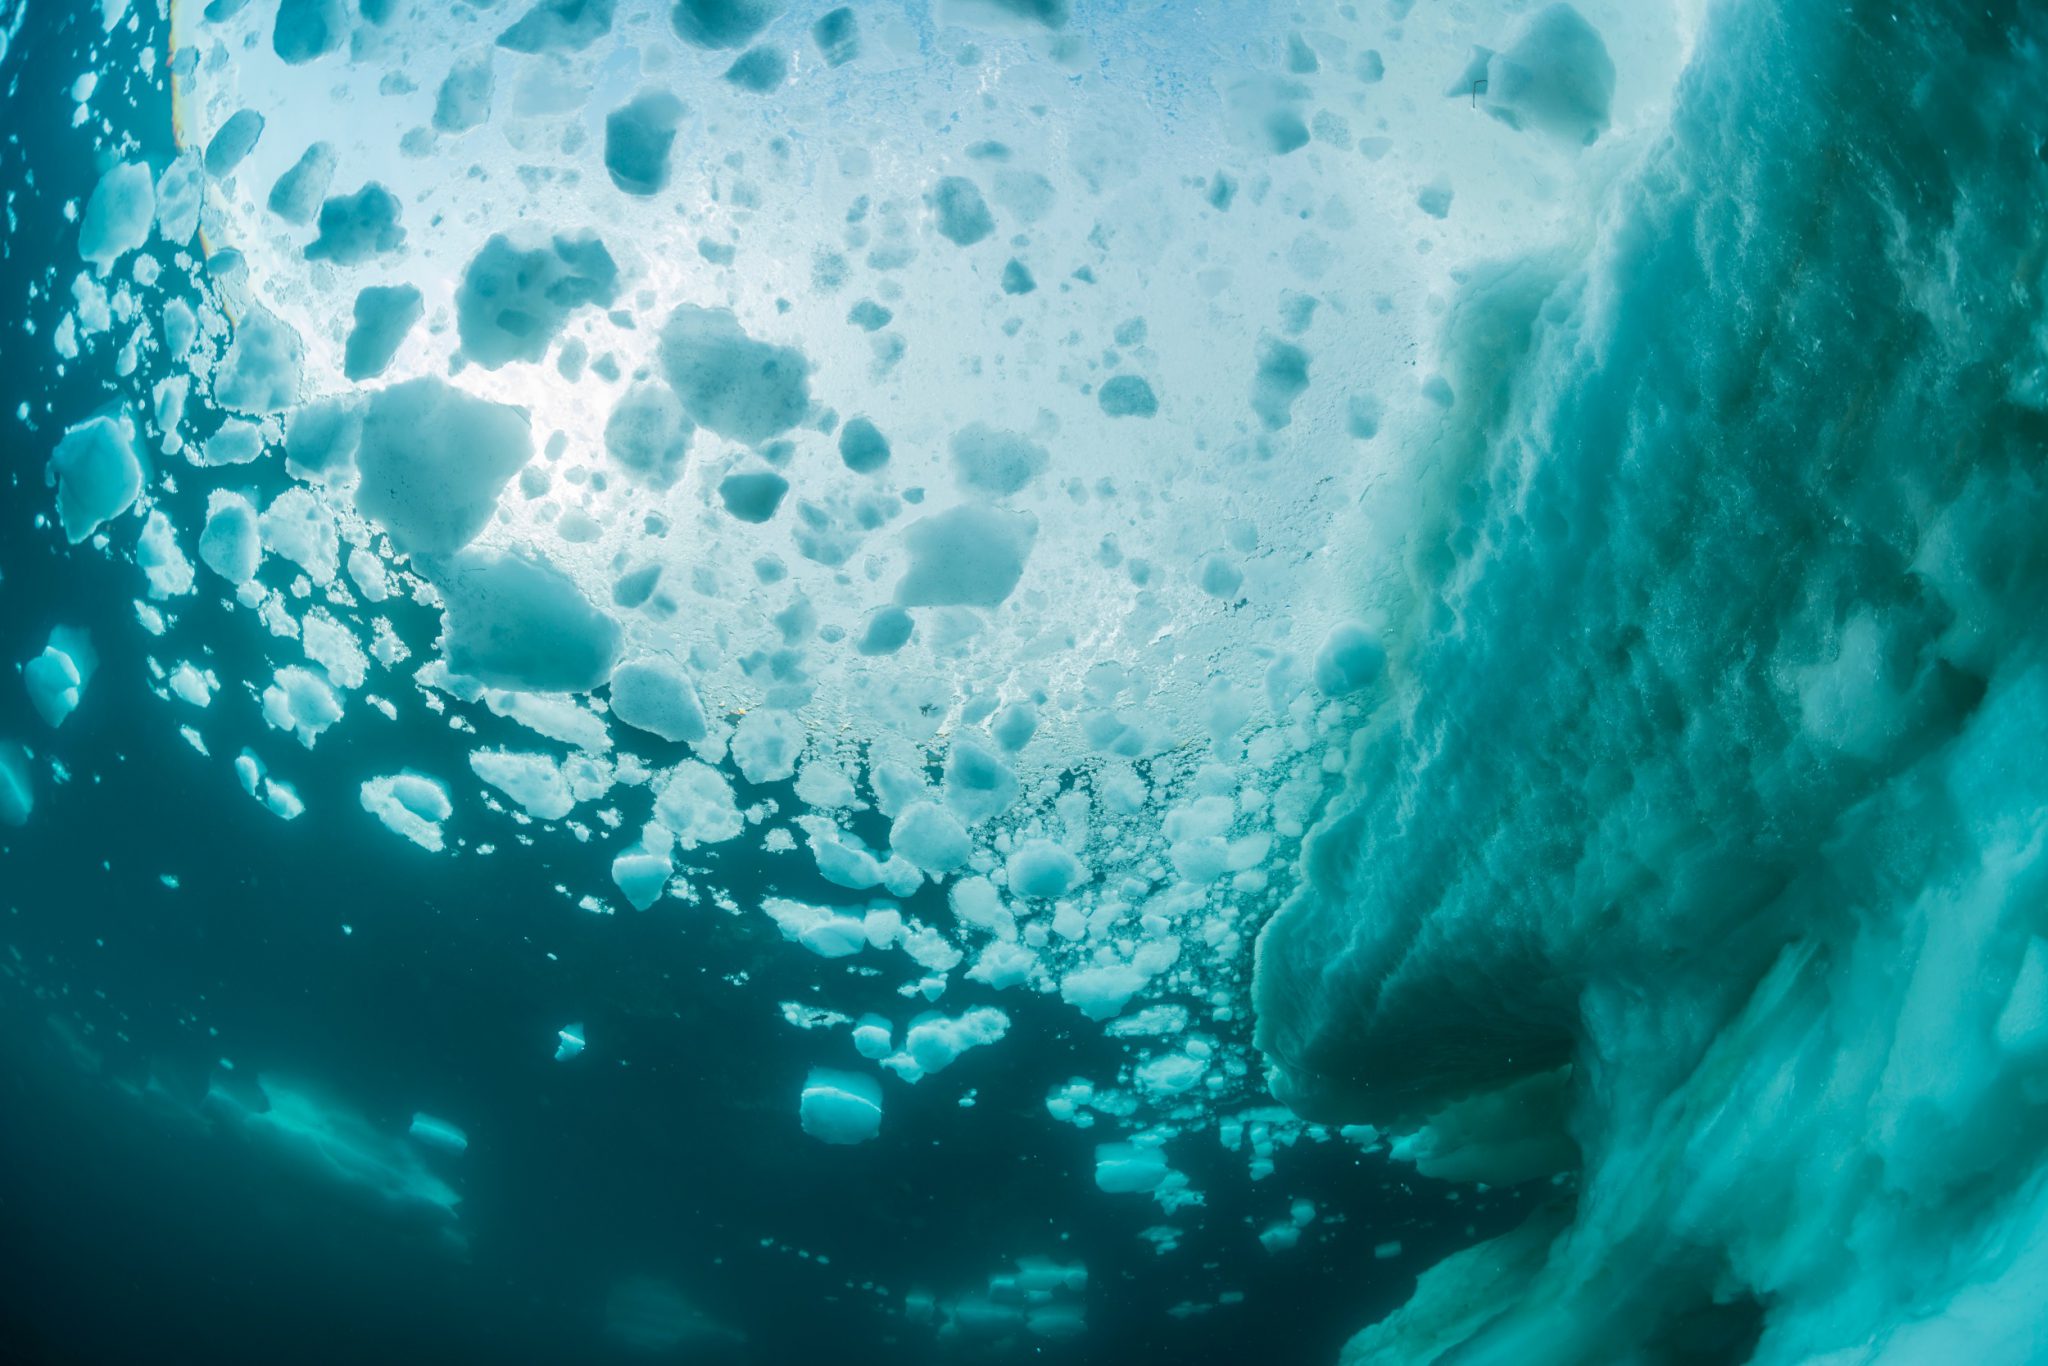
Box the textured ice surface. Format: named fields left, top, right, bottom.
left=1253, top=2, right=2048, bottom=1361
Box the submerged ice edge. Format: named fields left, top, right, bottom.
left=1255, top=0, right=2048, bottom=1360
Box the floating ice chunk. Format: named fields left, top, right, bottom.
left=48, top=413, right=141, bottom=543
left=1094, top=1141, right=1170, bottom=1194
left=882, top=1007, right=1010, bottom=1082
left=762, top=898, right=869, bottom=958
left=1098, top=375, right=1159, bottom=418
left=284, top=398, right=364, bottom=486
left=812, top=8, right=859, bottom=66
left=198, top=491, right=262, bottom=583
left=1135, top=1050, right=1207, bottom=1098
left=800, top=1068, right=883, bottom=1145
left=944, top=737, right=1017, bottom=824
left=718, top=470, right=789, bottom=523
left=990, top=701, right=1037, bottom=752
left=611, top=824, right=675, bottom=909
left=855, top=606, right=914, bottom=656
left=967, top=940, right=1035, bottom=990
left=837, top=416, right=890, bottom=474
left=671, top=0, right=777, bottom=50
left=1259, top=1222, right=1301, bottom=1253
left=499, top=0, right=616, bottom=52
left=305, top=183, right=406, bottom=264
left=723, top=46, right=787, bottom=93
left=732, top=708, right=803, bottom=784
left=1060, top=963, right=1147, bottom=1021
left=154, top=153, right=202, bottom=245
left=24, top=628, right=96, bottom=730
left=197, top=420, right=266, bottom=467
left=163, top=299, right=198, bottom=359
left=214, top=308, right=303, bottom=414
left=853, top=1015, right=893, bottom=1059
left=274, top=0, right=347, bottom=64
left=1455, top=4, right=1614, bottom=146
left=361, top=773, right=452, bottom=851
left=263, top=780, right=305, bottom=821
left=233, top=753, right=299, bottom=819
left=609, top=658, right=708, bottom=744
left=469, top=749, right=573, bottom=820
left=355, top=378, right=532, bottom=557
left=801, top=817, right=891, bottom=891
left=433, top=52, right=494, bottom=133
left=784, top=1003, right=853, bottom=1032
left=78, top=162, right=153, bottom=272
left=657, top=305, right=810, bottom=445
left=204, top=109, right=265, bottom=178
left=554, top=1022, right=586, bottom=1062
left=1314, top=621, right=1385, bottom=695
left=71, top=275, right=110, bottom=335
left=344, top=285, right=424, bottom=381
left=456, top=231, right=617, bottom=369
left=1006, top=838, right=1086, bottom=899
left=267, top=141, right=336, bottom=223
left=436, top=549, right=621, bottom=693
left=795, top=762, right=856, bottom=809
left=349, top=549, right=390, bottom=606
left=137, top=511, right=195, bottom=599
left=1106, top=1005, right=1190, bottom=1038
left=1251, top=337, right=1309, bottom=430
left=890, top=801, right=971, bottom=875
left=0, top=743, right=31, bottom=827
left=652, top=760, right=742, bottom=847
left=929, top=176, right=994, bottom=246
left=263, top=666, right=343, bottom=748
left=603, top=90, right=683, bottom=195
left=408, top=1112, right=468, bottom=1153
left=950, top=424, right=1047, bottom=497
left=895, top=505, right=1035, bottom=607
left=604, top=384, right=693, bottom=489
left=260, top=487, right=340, bottom=584
left=152, top=376, right=189, bottom=454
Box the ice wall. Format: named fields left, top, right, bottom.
left=1253, top=0, right=2048, bottom=1360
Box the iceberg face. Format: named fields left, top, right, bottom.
left=1253, top=2, right=2048, bottom=1360
left=9, top=0, right=2044, bottom=1359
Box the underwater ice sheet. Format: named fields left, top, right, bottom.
left=2, top=0, right=2046, bottom=1362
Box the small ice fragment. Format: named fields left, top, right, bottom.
left=24, top=628, right=97, bottom=729
left=1095, top=1141, right=1169, bottom=1194
left=409, top=1112, right=469, bottom=1153
left=800, top=1068, right=883, bottom=1145
left=555, top=1023, right=586, bottom=1062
